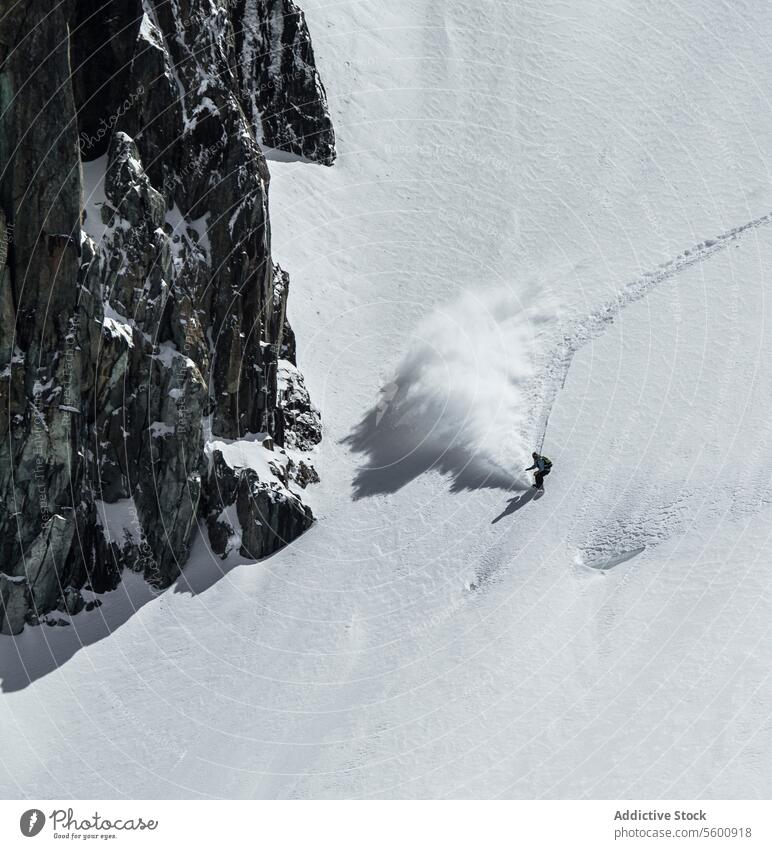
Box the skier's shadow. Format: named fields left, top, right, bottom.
left=491, top=488, right=539, bottom=523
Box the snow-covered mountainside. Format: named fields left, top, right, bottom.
left=0, top=0, right=332, bottom=632
left=2, top=0, right=772, bottom=799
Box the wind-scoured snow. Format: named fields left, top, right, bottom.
left=2, top=0, right=772, bottom=800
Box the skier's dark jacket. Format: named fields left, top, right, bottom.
left=526, top=454, right=552, bottom=473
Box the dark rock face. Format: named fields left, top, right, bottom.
left=71, top=0, right=144, bottom=161
left=0, top=0, right=332, bottom=631
left=204, top=449, right=313, bottom=560
left=0, top=574, right=30, bottom=636
left=0, top=0, right=92, bottom=621
left=235, top=0, right=337, bottom=164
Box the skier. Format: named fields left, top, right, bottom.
left=525, top=451, right=552, bottom=490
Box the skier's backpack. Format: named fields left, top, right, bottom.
left=541, top=455, right=552, bottom=470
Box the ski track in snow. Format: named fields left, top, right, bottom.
left=526, top=210, right=772, bottom=569
left=537, top=208, right=772, bottom=447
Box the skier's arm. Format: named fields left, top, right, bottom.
left=525, top=463, right=536, bottom=471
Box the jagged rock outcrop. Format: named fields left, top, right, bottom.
left=204, top=448, right=313, bottom=560
left=235, top=0, right=337, bottom=164
left=0, top=0, right=332, bottom=632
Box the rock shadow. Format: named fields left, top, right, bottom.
left=0, top=573, right=160, bottom=693
left=0, top=526, right=252, bottom=692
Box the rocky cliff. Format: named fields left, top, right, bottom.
left=0, top=0, right=333, bottom=634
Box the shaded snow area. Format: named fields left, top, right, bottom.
left=2, top=0, right=772, bottom=799
left=80, top=154, right=110, bottom=244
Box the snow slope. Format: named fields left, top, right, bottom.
left=2, top=0, right=772, bottom=798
